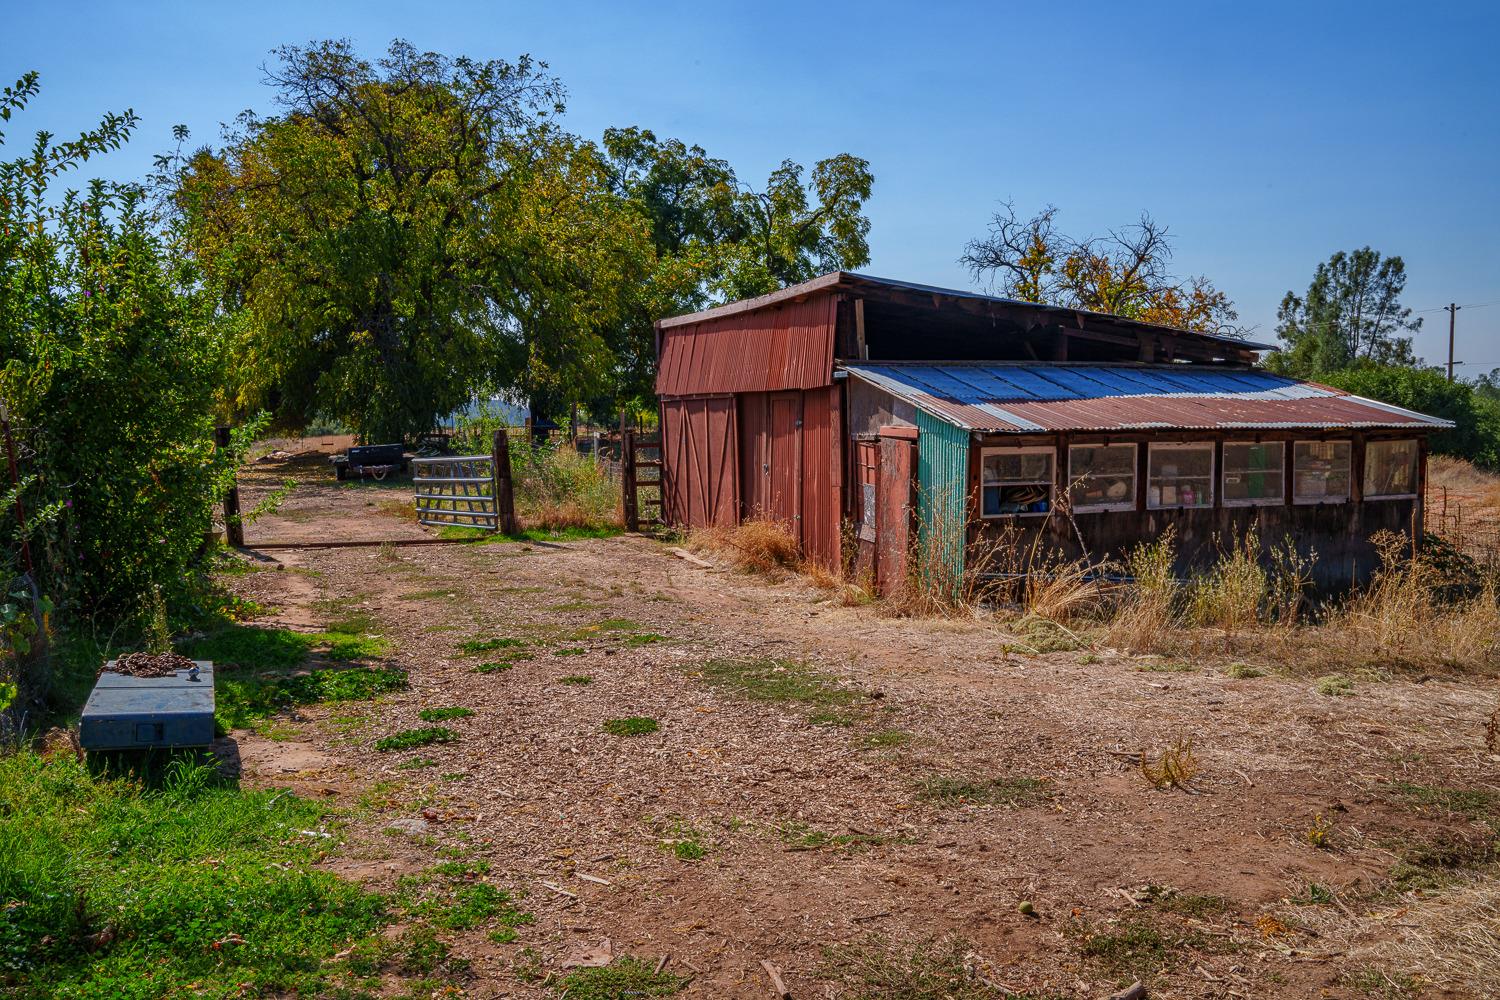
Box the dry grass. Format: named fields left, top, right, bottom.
left=690, top=516, right=802, bottom=576
left=1386, top=879, right=1500, bottom=995
left=1429, top=454, right=1500, bottom=493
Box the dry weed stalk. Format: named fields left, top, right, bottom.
left=1139, top=737, right=1200, bottom=791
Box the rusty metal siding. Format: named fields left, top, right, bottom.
left=656, top=293, right=838, bottom=397
left=799, top=385, right=843, bottom=569
left=844, top=363, right=1452, bottom=433
left=915, top=410, right=970, bottom=586
left=660, top=396, right=739, bottom=529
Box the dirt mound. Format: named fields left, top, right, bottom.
left=105, top=651, right=197, bottom=678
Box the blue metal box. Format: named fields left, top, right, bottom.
left=79, top=660, right=216, bottom=750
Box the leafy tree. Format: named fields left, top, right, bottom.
left=961, top=202, right=1242, bottom=336
left=1314, top=364, right=1500, bottom=468
left=1265, top=247, right=1421, bottom=376
left=168, top=39, right=651, bottom=439
left=0, top=72, right=237, bottom=633
left=715, top=153, right=874, bottom=299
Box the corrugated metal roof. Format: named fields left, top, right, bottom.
left=843, top=363, right=1454, bottom=433
left=657, top=270, right=1274, bottom=352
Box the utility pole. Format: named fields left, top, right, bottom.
left=1446, top=302, right=1461, bottom=381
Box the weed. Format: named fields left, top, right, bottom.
left=624, top=632, right=667, bottom=647
left=780, top=821, right=892, bottom=852
left=375, top=727, right=458, bottom=752
left=1226, top=662, right=1265, bottom=679
left=418, top=707, right=474, bottom=722
left=1316, top=673, right=1354, bottom=696
left=820, top=934, right=1009, bottom=1000
left=552, top=646, right=587, bottom=656
left=1141, top=886, right=1232, bottom=918
left=1385, top=782, right=1498, bottom=821
left=696, top=657, right=860, bottom=709
left=1387, top=830, right=1496, bottom=889
left=1340, top=967, right=1420, bottom=998
left=556, top=956, right=687, bottom=998
left=808, top=709, right=858, bottom=727
left=1306, top=814, right=1336, bottom=850
left=397, top=757, right=437, bottom=770
left=916, top=775, right=1050, bottom=808
left=559, top=674, right=594, bottom=685
left=1140, top=738, right=1201, bottom=790
left=1290, top=883, right=1335, bottom=905
left=459, top=636, right=527, bottom=655
left=474, top=661, right=515, bottom=674
left=603, top=717, right=658, bottom=737
left=1073, top=917, right=1212, bottom=980
left=861, top=728, right=911, bottom=749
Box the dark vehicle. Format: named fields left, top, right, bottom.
left=332, top=443, right=409, bottom=481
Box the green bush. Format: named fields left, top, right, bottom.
left=0, top=74, right=239, bottom=656
left=1314, top=364, right=1500, bottom=468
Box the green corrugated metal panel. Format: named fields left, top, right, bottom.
left=915, top=410, right=970, bottom=587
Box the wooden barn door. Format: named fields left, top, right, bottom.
left=768, top=392, right=803, bottom=528
left=660, top=396, right=738, bottom=529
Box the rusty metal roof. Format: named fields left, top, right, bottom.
left=657, top=270, right=1273, bottom=352
left=843, top=363, right=1454, bottom=433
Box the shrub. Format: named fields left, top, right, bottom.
left=691, top=516, right=801, bottom=575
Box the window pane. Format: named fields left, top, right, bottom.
left=1069, top=444, right=1136, bottom=510
left=1222, top=442, right=1284, bottom=504
left=981, top=448, right=1054, bottom=516
left=984, top=451, right=1052, bottom=483
left=1147, top=444, right=1214, bottom=508
left=1293, top=441, right=1351, bottom=502
left=1364, top=439, right=1418, bottom=498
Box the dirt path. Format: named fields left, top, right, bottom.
left=222, top=458, right=1499, bottom=999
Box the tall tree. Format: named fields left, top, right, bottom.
left=168, top=39, right=652, bottom=439
left=1265, top=247, right=1421, bottom=376
left=717, top=154, right=874, bottom=300
left=960, top=202, right=1241, bottom=336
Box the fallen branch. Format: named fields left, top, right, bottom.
left=760, top=958, right=791, bottom=999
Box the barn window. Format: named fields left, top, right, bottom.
left=855, top=440, right=879, bottom=533
left=1222, top=442, right=1285, bottom=506
left=1364, top=439, right=1419, bottom=499
left=1293, top=440, right=1352, bottom=504
left=980, top=447, right=1054, bottom=517
left=1067, top=444, right=1137, bottom=512
left=1147, top=443, right=1214, bottom=509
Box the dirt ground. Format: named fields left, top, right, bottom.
left=221, top=450, right=1500, bottom=999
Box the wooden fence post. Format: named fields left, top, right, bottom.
left=622, top=429, right=639, bottom=532
left=215, top=426, right=244, bottom=548
left=491, top=429, right=519, bottom=535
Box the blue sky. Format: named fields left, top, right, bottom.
left=6, top=1, right=1498, bottom=369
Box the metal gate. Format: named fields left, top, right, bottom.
left=413, top=454, right=498, bottom=529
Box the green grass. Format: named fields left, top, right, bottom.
left=821, top=935, right=1037, bottom=1000
left=436, top=524, right=623, bottom=543
left=603, top=717, right=659, bottom=737
left=1385, top=781, right=1499, bottom=821
left=458, top=636, right=528, bottom=654
left=556, top=957, right=686, bottom=998
left=418, top=707, right=474, bottom=723
left=623, top=633, right=667, bottom=647
left=559, top=675, right=594, bottom=685
left=178, top=623, right=407, bottom=732
left=0, top=753, right=386, bottom=997
left=474, top=661, right=515, bottom=674
left=1225, top=662, right=1266, bottom=679
left=397, top=756, right=438, bottom=771
left=695, top=657, right=861, bottom=709
left=780, top=821, right=892, bottom=852
left=375, top=727, right=458, bottom=752
left=1316, top=673, right=1355, bottom=696
left=915, top=775, right=1051, bottom=808
left=861, top=729, right=911, bottom=749
left=1073, top=917, right=1213, bottom=980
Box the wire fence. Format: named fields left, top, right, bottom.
left=1425, top=485, right=1500, bottom=571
